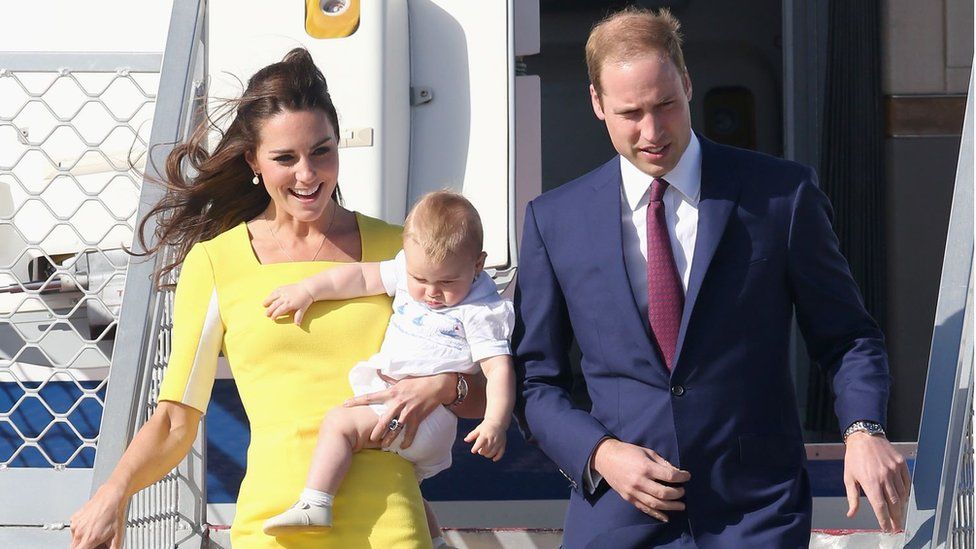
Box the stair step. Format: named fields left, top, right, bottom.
left=0, top=526, right=72, bottom=549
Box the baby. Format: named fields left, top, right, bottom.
left=261, top=191, right=514, bottom=542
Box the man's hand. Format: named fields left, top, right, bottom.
left=592, top=438, right=690, bottom=522
left=463, top=420, right=507, bottom=461
left=843, top=433, right=911, bottom=532
left=263, top=282, right=315, bottom=324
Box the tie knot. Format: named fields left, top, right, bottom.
left=650, top=178, right=669, bottom=202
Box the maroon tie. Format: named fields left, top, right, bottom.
left=646, top=178, right=684, bottom=371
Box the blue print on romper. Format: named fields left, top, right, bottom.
left=412, top=315, right=425, bottom=326
left=439, top=322, right=464, bottom=339
left=396, top=304, right=407, bottom=315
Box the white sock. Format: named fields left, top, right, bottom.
left=431, top=536, right=447, bottom=548
left=300, top=488, right=334, bottom=507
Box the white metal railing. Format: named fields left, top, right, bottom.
left=89, top=0, right=211, bottom=546
left=950, top=402, right=974, bottom=548
left=904, top=71, right=975, bottom=549
left=0, top=59, right=157, bottom=470
left=0, top=45, right=164, bottom=547
left=0, top=0, right=209, bottom=546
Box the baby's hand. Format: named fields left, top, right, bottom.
left=262, top=282, right=315, bottom=324
left=463, top=420, right=507, bottom=462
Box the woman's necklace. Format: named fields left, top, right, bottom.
left=264, top=206, right=336, bottom=262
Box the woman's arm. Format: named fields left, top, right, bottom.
left=264, top=263, right=385, bottom=322
left=343, top=371, right=488, bottom=449
left=70, top=401, right=202, bottom=549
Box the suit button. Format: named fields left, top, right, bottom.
left=671, top=384, right=685, bottom=396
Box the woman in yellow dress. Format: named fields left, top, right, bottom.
left=69, top=48, right=483, bottom=548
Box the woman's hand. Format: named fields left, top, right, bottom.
left=344, top=372, right=456, bottom=449
left=263, top=282, right=315, bottom=324
left=69, top=402, right=201, bottom=548
left=69, top=482, right=128, bottom=549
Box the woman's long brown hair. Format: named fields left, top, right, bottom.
left=136, top=47, right=340, bottom=285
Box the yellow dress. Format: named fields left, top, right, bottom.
left=157, top=213, right=430, bottom=548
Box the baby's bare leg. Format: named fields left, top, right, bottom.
left=263, top=408, right=382, bottom=534
left=305, top=406, right=383, bottom=494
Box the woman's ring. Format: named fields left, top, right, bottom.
left=387, top=418, right=404, bottom=432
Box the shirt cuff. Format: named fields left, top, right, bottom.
left=470, top=341, right=512, bottom=363
left=583, top=436, right=611, bottom=494
left=379, top=256, right=399, bottom=296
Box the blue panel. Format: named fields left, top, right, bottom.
left=0, top=381, right=916, bottom=503
left=38, top=421, right=84, bottom=463
left=204, top=385, right=923, bottom=502
left=424, top=418, right=572, bottom=501
left=38, top=381, right=85, bottom=414
left=0, top=380, right=25, bottom=414
left=807, top=459, right=845, bottom=497
left=0, top=420, right=20, bottom=462
left=205, top=380, right=249, bottom=503
left=0, top=381, right=101, bottom=467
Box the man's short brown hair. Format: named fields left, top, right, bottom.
left=403, top=190, right=484, bottom=263
left=585, top=6, right=687, bottom=95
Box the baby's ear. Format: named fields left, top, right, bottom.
left=474, top=251, right=487, bottom=274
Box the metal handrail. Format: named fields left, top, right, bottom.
left=90, top=0, right=209, bottom=546
left=904, top=70, right=975, bottom=548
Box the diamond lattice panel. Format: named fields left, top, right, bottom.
left=0, top=67, right=157, bottom=468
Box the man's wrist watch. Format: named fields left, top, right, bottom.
left=843, top=420, right=886, bottom=442
left=450, top=373, right=468, bottom=407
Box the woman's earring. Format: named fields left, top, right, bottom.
left=252, top=172, right=261, bottom=185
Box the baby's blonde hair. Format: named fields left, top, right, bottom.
left=403, top=191, right=484, bottom=263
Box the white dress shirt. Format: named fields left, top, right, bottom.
left=584, top=132, right=703, bottom=492
left=620, top=132, right=702, bottom=315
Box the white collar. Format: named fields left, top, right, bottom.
left=620, top=132, right=702, bottom=211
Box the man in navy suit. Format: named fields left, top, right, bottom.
left=514, top=7, right=911, bottom=548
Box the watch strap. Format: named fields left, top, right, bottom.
left=843, top=420, right=886, bottom=442
left=450, top=372, right=468, bottom=407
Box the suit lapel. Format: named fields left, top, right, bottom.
left=672, top=139, right=743, bottom=370
left=584, top=158, right=662, bottom=371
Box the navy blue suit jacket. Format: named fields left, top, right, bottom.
left=513, top=137, right=890, bottom=548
